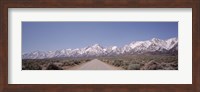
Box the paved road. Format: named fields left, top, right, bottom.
left=69, top=59, right=123, bottom=70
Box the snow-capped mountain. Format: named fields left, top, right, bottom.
left=84, top=44, right=105, bottom=56
left=121, top=37, right=178, bottom=53
left=23, top=37, right=178, bottom=59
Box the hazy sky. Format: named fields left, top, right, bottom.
left=22, top=22, right=178, bottom=53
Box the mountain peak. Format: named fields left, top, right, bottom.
left=166, top=37, right=178, bottom=43
left=110, top=46, right=117, bottom=50
left=91, top=44, right=103, bottom=48
left=151, top=38, right=161, bottom=41
left=93, top=43, right=100, bottom=46
left=23, top=37, right=178, bottom=59
left=167, top=37, right=177, bottom=40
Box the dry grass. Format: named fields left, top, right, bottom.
left=22, top=58, right=91, bottom=70
left=99, top=55, right=178, bottom=70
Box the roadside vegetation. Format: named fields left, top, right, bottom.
left=22, top=55, right=178, bottom=70
left=99, top=55, right=178, bottom=70
left=22, top=58, right=91, bottom=70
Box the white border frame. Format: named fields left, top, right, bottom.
left=8, top=8, right=192, bottom=84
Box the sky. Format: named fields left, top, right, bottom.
left=22, top=22, right=178, bottom=53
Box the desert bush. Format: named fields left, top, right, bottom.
left=73, top=60, right=81, bottom=65
left=127, top=64, right=140, bottom=70
left=22, top=62, right=42, bottom=70
left=122, top=66, right=128, bottom=70
left=22, top=58, right=91, bottom=70
left=85, top=59, right=91, bottom=62
left=170, top=61, right=178, bottom=67
left=46, top=63, right=63, bottom=70
left=113, top=60, right=123, bottom=67
left=100, top=55, right=178, bottom=70
left=62, top=61, right=72, bottom=66
left=141, top=60, right=159, bottom=70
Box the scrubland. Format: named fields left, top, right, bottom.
left=22, top=55, right=178, bottom=70
left=99, top=55, right=178, bottom=70
left=22, top=58, right=91, bottom=70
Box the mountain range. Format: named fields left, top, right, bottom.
left=23, top=37, right=178, bottom=59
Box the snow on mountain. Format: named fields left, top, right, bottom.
left=122, top=37, right=178, bottom=53
left=166, top=37, right=178, bottom=50
left=23, top=51, right=47, bottom=59
left=84, top=44, right=105, bottom=56
left=106, top=46, right=117, bottom=52
left=23, top=37, right=178, bottom=59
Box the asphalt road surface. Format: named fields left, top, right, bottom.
left=69, top=59, right=123, bottom=70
